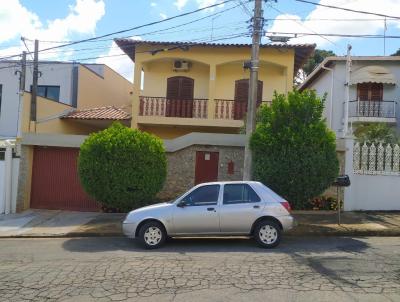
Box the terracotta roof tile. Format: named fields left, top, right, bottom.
left=61, top=106, right=131, bottom=121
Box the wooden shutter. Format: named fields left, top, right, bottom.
left=357, top=84, right=369, bottom=101
left=370, top=83, right=383, bottom=101
left=257, top=81, right=263, bottom=104
left=167, top=77, right=180, bottom=100
left=180, top=77, right=194, bottom=100
left=357, top=83, right=383, bottom=101
left=234, top=79, right=249, bottom=103
left=166, top=76, right=194, bottom=117
left=234, top=79, right=263, bottom=119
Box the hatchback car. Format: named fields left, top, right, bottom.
left=122, top=181, right=293, bottom=249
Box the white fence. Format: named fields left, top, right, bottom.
left=343, top=140, right=400, bottom=211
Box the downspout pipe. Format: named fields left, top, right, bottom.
left=321, top=65, right=334, bottom=129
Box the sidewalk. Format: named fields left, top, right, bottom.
left=0, top=209, right=399, bottom=238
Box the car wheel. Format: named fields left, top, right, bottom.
left=138, top=221, right=166, bottom=249
left=254, top=220, right=281, bottom=248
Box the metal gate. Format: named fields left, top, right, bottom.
left=30, top=146, right=100, bottom=211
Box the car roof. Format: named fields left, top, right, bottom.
left=196, top=181, right=262, bottom=186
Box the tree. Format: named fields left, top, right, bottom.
left=250, top=90, right=339, bottom=209
left=78, top=122, right=167, bottom=211
left=391, top=49, right=400, bottom=56
left=354, top=123, right=399, bottom=145
left=302, top=49, right=336, bottom=76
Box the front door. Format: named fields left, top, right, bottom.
left=194, top=151, right=219, bottom=185
left=172, top=184, right=221, bottom=234
left=219, top=183, right=263, bottom=234
left=166, top=76, right=194, bottom=117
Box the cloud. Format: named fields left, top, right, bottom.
left=159, top=13, right=167, bottom=20
left=96, top=36, right=142, bottom=82
left=174, top=0, right=189, bottom=10
left=267, top=0, right=400, bottom=50
left=0, top=0, right=105, bottom=59
left=150, top=2, right=157, bottom=7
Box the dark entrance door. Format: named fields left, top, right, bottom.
left=234, top=79, right=263, bottom=120
left=194, top=151, right=219, bottom=185
left=166, top=76, right=194, bottom=118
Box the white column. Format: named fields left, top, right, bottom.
left=4, top=144, right=13, bottom=214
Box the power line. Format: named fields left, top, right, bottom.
left=266, top=31, right=400, bottom=38
left=0, top=0, right=240, bottom=61
left=295, top=0, right=400, bottom=20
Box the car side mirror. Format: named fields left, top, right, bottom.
left=177, top=200, right=187, bottom=208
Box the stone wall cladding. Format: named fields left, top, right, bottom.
left=157, top=145, right=244, bottom=200
left=16, top=145, right=33, bottom=212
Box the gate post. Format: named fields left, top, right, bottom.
left=342, top=137, right=355, bottom=211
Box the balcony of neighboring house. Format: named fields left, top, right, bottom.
left=348, top=66, right=397, bottom=124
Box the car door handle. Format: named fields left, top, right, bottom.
left=253, top=205, right=260, bottom=209
left=207, top=207, right=216, bottom=212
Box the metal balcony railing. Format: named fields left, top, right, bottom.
left=139, top=96, right=208, bottom=118
left=349, top=100, right=397, bottom=119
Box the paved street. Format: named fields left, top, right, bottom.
left=0, top=236, right=399, bottom=302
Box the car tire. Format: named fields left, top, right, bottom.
left=138, top=221, right=166, bottom=249
left=253, top=220, right=281, bottom=248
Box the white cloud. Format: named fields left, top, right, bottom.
left=159, top=13, right=167, bottom=20
left=268, top=0, right=400, bottom=51
left=174, top=0, right=189, bottom=10
left=150, top=2, right=157, bottom=7
left=0, top=0, right=105, bottom=60
left=96, top=36, right=142, bottom=82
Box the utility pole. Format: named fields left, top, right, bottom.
left=243, top=0, right=263, bottom=180
left=15, top=51, right=27, bottom=138
left=343, top=44, right=352, bottom=138
left=30, top=39, right=39, bottom=131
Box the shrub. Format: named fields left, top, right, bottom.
left=78, top=122, right=167, bottom=211
left=250, top=90, right=339, bottom=209
left=354, top=123, right=399, bottom=145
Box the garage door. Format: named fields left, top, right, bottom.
left=31, top=146, right=100, bottom=211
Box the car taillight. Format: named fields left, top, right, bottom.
left=281, top=201, right=291, bottom=213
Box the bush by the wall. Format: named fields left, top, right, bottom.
left=78, top=122, right=167, bottom=211
left=250, top=90, right=339, bottom=209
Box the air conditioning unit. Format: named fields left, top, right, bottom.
left=173, top=60, right=190, bottom=71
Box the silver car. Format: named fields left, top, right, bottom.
left=123, top=181, right=294, bottom=249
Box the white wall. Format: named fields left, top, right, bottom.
left=345, top=174, right=400, bottom=211
left=0, top=160, right=4, bottom=214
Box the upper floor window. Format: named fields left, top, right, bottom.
left=234, top=79, right=263, bottom=103
left=31, top=85, right=60, bottom=101
left=166, top=76, right=194, bottom=100
left=357, top=83, right=383, bottom=102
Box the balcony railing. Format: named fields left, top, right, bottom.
left=214, top=99, right=271, bottom=120
left=349, top=100, right=397, bottom=119
left=139, top=96, right=208, bottom=118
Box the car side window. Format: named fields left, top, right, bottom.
left=223, top=184, right=261, bottom=205
left=182, top=185, right=220, bottom=206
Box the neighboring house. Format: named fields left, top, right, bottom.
left=0, top=61, right=133, bottom=138
left=115, top=39, right=315, bottom=138
left=0, top=61, right=133, bottom=214
left=300, top=56, right=400, bottom=211
left=299, top=56, right=400, bottom=136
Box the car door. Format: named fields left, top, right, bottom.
left=171, top=184, right=221, bottom=235
left=219, top=183, right=263, bottom=234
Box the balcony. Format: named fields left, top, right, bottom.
left=138, top=96, right=271, bottom=127
left=349, top=100, right=397, bottom=123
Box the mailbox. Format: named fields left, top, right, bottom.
left=333, top=175, right=350, bottom=187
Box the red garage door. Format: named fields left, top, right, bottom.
left=31, top=146, right=100, bottom=211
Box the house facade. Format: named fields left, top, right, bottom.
left=0, top=62, right=133, bottom=214
left=115, top=40, right=315, bottom=138
left=299, top=56, right=400, bottom=136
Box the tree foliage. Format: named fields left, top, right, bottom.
left=251, top=90, right=339, bottom=209
left=302, top=49, right=336, bottom=76
left=78, top=122, right=167, bottom=211
left=354, top=123, right=399, bottom=145
left=391, top=49, right=400, bottom=56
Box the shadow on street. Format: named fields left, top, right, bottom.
left=62, top=235, right=370, bottom=254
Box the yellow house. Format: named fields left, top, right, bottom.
left=115, top=39, right=315, bottom=139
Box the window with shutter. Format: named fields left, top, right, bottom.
left=166, top=76, right=194, bottom=117
left=357, top=83, right=383, bottom=101
left=233, top=79, right=263, bottom=119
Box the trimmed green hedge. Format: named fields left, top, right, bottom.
left=251, top=90, right=339, bottom=209
left=78, top=122, right=167, bottom=211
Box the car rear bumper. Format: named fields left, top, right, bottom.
left=122, top=221, right=138, bottom=238
left=278, top=215, right=294, bottom=231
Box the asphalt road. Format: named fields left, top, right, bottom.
left=0, top=236, right=399, bottom=302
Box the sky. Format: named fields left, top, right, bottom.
left=1, top=0, right=400, bottom=82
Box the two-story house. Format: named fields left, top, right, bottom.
left=114, top=39, right=315, bottom=199
left=1, top=61, right=133, bottom=213
left=299, top=56, right=400, bottom=136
